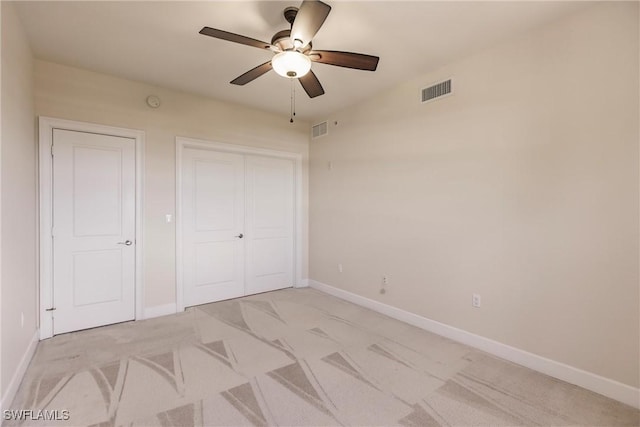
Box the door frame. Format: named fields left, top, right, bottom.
left=38, top=117, right=145, bottom=339
left=175, top=136, right=303, bottom=312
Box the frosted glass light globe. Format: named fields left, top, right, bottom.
left=272, top=51, right=312, bottom=79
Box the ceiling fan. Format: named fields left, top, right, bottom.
left=199, top=0, right=379, bottom=99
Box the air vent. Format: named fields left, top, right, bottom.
left=422, top=79, right=452, bottom=103
left=312, top=121, right=328, bottom=139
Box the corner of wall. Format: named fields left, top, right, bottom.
left=0, top=330, right=38, bottom=413
left=1, top=0, right=39, bottom=406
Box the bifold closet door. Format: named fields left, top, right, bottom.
left=182, top=148, right=246, bottom=306
left=181, top=148, right=295, bottom=308
left=245, top=155, right=294, bottom=295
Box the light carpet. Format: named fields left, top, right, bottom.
left=7, top=288, right=640, bottom=426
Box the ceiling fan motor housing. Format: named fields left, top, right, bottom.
left=271, top=29, right=312, bottom=53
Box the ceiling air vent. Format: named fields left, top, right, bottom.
left=422, top=78, right=452, bottom=103
left=312, top=121, right=328, bottom=139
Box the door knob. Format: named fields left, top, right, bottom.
left=235, top=233, right=244, bottom=239
left=117, top=240, right=133, bottom=246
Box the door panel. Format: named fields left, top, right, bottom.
left=52, top=129, right=136, bottom=335
left=252, top=238, right=288, bottom=276
left=194, top=160, right=237, bottom=231
left=195, top=242, right=235, bottom=285
left=72, top=250, right=123, bottom=306
left=182, top=149, right=245, bottom=306
left=72, top=146, right=123, bottom=236
left=245, top=156, right=294, bottom=294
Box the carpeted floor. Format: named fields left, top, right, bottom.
left=7, top=288, right=640, bottom=426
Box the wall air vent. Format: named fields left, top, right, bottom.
left=422, top=78, right=452, bottom=103
left=312, top=121, right=328, bottom=139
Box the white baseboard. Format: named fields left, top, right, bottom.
left=1, top=329, right=39, bottom=412
left=296, top=279, right=310, bottom=288
left=308, top=280, right=640, bottom=409
left=143, top=303, right=177, bottom=320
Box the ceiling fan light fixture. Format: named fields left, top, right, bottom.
left=272, top=51, right=311, bottom=79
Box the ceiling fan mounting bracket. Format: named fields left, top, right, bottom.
left=283, top=7, right=299, bottom=25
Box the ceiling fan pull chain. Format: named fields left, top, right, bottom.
left=290, top=79, right=295, bottom=123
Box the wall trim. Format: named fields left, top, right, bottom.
left=297, top=278, right=310, bottom=288
left=38, top=117, right=145, bottom=339
left=0, top=330, right=38, bottom=412
left=143, top=303, right=177, bottom=320
left=175, top=136, right=304, bottom=312
left=308, top=280, right=640, bottom=409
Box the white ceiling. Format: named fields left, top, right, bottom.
left=15, top=1, right=590, bottom=121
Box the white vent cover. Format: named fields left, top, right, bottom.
left=312, top=121, right=328, bottom=139
left=422, top=79, right=452, bottom=103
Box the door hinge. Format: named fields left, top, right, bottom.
left=45, top=307, right=56, bottom=311
left=51, top=144, right=54, bottom=157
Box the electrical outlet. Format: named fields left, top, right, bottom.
left=338, top=263, right=343, bottom=273
left=21, top=312, right=24, bottom=328
left=380, top=275, right=389, bottom=295
left=472, top=294, right=481, bottom=308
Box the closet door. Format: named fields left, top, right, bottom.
left=182, top=148, right=246, bottom=306
left=245, top=156, right=295, bottom=294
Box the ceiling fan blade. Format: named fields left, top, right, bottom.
left=290, top=0, right=331, bottom=48
left=309, top=50, right=379, bottom=71
left=298, top=70, right=325, bottom=98
left=230, top=61, right=273, bottom=85
left=199, top=27, right=272, bottom=50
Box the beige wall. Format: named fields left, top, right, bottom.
left=34, top=60, right=310, bottom=309
left=1, top=1, right=37, bottom=398
left=309, top=2, right=639, bottom=388
left=4, top=0, right=639, bottom=401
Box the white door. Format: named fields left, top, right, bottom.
left=52, top=129, right=136, bottom=335
left=182, top=148, right=246, bottom=305
left=181, top=149, right=295, bottom=307
left=245, top=155, right=294, bottom=294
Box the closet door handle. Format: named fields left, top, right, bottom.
left=235, top=233, right=244, bottom=239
